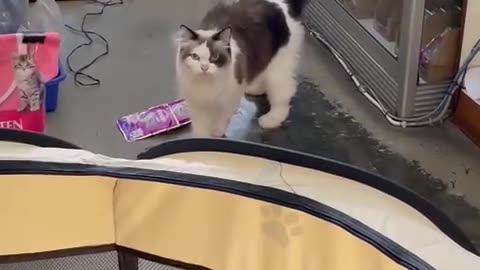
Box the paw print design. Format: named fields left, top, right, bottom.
left=261, top=205, right=304, bottom=247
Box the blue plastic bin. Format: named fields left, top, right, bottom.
left=45, top=63, right=66, bottom=113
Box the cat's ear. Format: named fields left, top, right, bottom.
left=212, top=27, right=232, bottom=44
left=179, top=24, right=199, bottom=40
left=10, top=53, right=22, bottom=64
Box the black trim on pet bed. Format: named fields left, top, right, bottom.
left=0, top=245, right=115, bottom=264
left=0, top=245, right=209, bottom=270
left=0, top=129, right=81, bottom=150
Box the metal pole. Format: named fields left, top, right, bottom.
left=397, top=0, right=425, bottom=117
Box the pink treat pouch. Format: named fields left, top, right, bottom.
left=117, top=100, right=191, bottom=142
left=0, top=33, right=60, bottom=133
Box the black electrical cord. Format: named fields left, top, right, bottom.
left=65, top=0, right=124, bottom=87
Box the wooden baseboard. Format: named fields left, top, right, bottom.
left=453, top=91, right=480, bottom=147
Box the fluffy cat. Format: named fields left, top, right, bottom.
left=12, top=53, right=43, bottom=112
left=175, top=0, right=307, bottom=137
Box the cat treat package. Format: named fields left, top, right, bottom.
left=0, top=32, right=60, bottom=133
left=117, top=100, right=191, bottom=142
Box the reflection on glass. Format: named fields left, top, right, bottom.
left=342, top=0, right=403, bottom=57
left=419, top=1, right=463, bottom=84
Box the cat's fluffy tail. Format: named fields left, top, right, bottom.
left=220, top=0, right=308, bottom=18
left=285, top=0, right=309, bottom=18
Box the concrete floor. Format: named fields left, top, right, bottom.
left=50, top=0, right=480, bottom=249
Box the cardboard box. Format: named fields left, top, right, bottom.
left=343, top=0, right=379, bottom=19
left=422, top=6, right=462, bottom=48
left=393, top=3, right=462, bottom=57
left=374, top=0, right=403, bottom=42
left=420, top=28, right=461, bottom=82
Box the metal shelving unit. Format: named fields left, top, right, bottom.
left=304, top=0, right=463, bottom=118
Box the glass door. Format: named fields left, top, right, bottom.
left=340, top=0, right=404, bottom=58
left=419, top=0, right=463, bottom=85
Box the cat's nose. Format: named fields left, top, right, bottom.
left=201, top=65, right=209, bottom=72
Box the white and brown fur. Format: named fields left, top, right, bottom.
left=12, top=53, right=43, bottom=112
left=175, top=0, right=307, bottom=137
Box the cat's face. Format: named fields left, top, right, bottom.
left=176, top=25, right=232, bottom=76
left=12, top=54, right=36, bottom=78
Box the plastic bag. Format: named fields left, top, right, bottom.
left=18, top=0, right=64, bottom=34
left=0, top=0, right=28, bottom=34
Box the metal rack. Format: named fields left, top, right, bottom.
left=303, top=0, right=460, bottom=118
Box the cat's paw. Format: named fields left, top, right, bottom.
left=17, top=102, right=28, bottom=112
left=212, top=126, right=226, bottom=137
left=259, top=113, right=284, bottom=129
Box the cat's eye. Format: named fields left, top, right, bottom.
left=190, top=53, right=200, bottom=61
left=210, top=53, right=219, bottom=62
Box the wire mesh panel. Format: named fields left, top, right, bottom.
left=138, top=258, right=186, bottom=270
left=0, top=251, right=119, bottom=270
